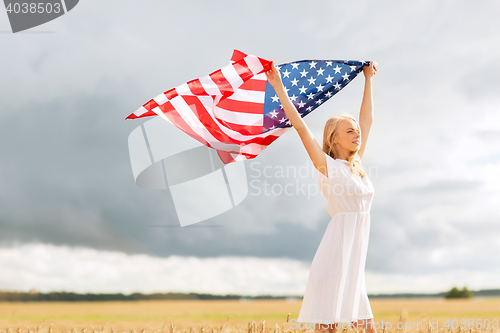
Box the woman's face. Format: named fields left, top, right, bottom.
left=334, top=119, right=361, bottom=152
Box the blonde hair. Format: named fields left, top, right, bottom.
left=322, top=114, right=367, bottom=178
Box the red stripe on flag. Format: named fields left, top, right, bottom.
left=182, top=95, right=236, bottom=143
left=213, top=118, right=264, bottom=136
left=187, top=79, right=209, bottom=96
left=216, top=148, right=263, bottom=164
left=165, top=88, right=178, bottom=100
left=233, top=61, right=253, bottom=82
left=216, top=150, right=241, bottom=164
left=125, top=109, right=157, bottom=120
left=141, top=110, right=157, bottom=118
left=216, top=99, right=265, bottom=115
left=230, top=50, right=248, bottom=63
left=209, top=69, right=233, bottom=96
left=144, top=99, right=159, bottom=112
left=238, top=78, right=267, bottom=91
left=157, top=101, right=175, bottom=113
left=257, top=57, right=272, bottom=71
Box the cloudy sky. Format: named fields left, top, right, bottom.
left=0, top=0, right=499, bottom=296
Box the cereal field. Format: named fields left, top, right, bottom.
left=0, top=298, right=499, bottom=333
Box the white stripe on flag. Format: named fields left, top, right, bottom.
left=244, top=56, right=264, bottom=75
left=199, top=75, right=222, bottom=96
left=213, top=106, right=263, bottom=126
left=250, top=73, right=267, bottom=81
left=152, top=106, right=173, bottom=124
left=153, top=93, right=168, bottom=106
left=197, top=94, right=216, bottom=113
left=226, top=89, right=265, bottom=103
left=134, top=106, right=148, bottom=117
left=221, top=64, right=244, bottom=91
left=232, top=153, right=251, bottom=162
left=175, top=83, right=192, bottom=96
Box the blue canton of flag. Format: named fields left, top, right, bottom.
left=263, top=60, right=369, bottom=132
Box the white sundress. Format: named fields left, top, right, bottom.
left=297, top=151, right=375, bottom=325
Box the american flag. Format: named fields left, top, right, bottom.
left=126, top=50, right=369, bottom=164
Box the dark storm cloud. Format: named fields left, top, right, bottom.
left=365, top=175, right=496, bottom=275
left=0, top=88, right=162, bottom=253
left=0, top=87, right=329, bottom=260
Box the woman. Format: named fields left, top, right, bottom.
left=265, top=60, right=378, bottom=333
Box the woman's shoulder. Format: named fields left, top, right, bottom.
left=324, top=151, right=334, bottom=160
left=324, top=151, right=360, bottom=162
left=320, top=151, right=344, bottom=178
left=323, top=152, right=343, bottom=168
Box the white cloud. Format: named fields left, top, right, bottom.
left=1, top=243, right=497, bottom=295
left=0, top=243, right=310, bottom=296
left=366, top=268, right=500, bottom=294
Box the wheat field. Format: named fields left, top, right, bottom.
left=0, top=298, right=499, bottom=333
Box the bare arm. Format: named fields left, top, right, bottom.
left=265, top=62, right=328, bottom=177
left=358, top=61, right=377, bottom=161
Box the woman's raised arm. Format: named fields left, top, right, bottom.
left=265, top=62, right=328, bottom=177
left=357, top=61, right=377, bottom=161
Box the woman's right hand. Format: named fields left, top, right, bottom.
left=363, top=61, right=378, bottom=79
left=265, top=61, right=284, bottom=90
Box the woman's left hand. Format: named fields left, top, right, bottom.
left=265, top=61, right=283, bottom=89
left=363, top=61, right=378, bottom=78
